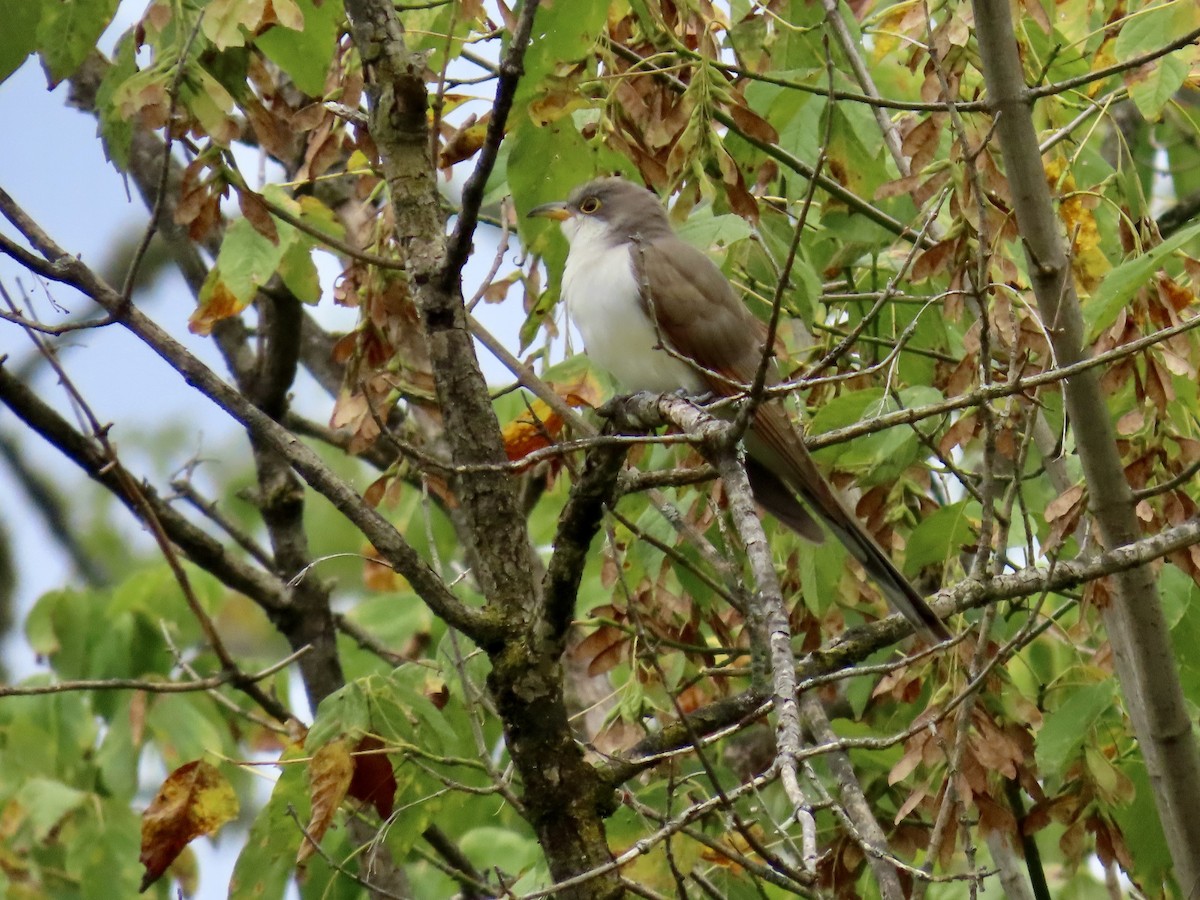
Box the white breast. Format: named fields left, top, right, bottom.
left=561, top=217, right=704, bottom=394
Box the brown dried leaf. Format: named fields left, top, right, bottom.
left=362, top=543, right=400, bottom=592
left=175, top=159, right=226, bottom=243
left=875, top=172, right=924, bottom=201
left=1145, top=355, right=1175, bottom=416
left=1115, top=408, right=1144, bottom=436
left=347, top=736, right=396, bottom=819
left=673, top=682, right=710, bottom=714
left=298, top=738, right=354, bottom=866
left=728, top=101, right=778, bottom=144
left=482, top=272, right=521, bottom=304
left=901, top=115, right=942, bottom=173
left=243, top=95, right=296, bottom=160
left=188, top=279, right=244, bottom=335
left=236, top=186, right=279, bottom=245
left=1021, top=0, right=1051, bottom=32
left=889, top=734, right=928, bottom=785
left=263, top=0, right=305, bottom=31
left=572, top=625, right=629, bottom=677
left=1044, top=484, right=1086, bottom=553
left=910, top=238, right=959, bottom=282
left=718, top=150, right=759, bottom=222
left=501, top=370, right=604, bottom=463
left=438, top=112, right=491, bottom=171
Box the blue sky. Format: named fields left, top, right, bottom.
left=0, top=4, right=529, bottom=895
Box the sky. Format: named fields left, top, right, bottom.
left=0, top=1, right=526, bottom=671
left=0, top=3, right=530, bottom=896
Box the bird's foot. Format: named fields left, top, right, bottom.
left=678, top=388, right=717, bottom=405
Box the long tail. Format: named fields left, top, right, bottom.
left=818, top=504, right=952, bottom=641
left=746, top=408, right=951, bottom=641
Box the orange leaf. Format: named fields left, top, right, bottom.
left=501, top=370, right=605, bottom=463
left=362, top=542, right=400, bottom=592
left=502, top=399, right=564, bottom=462
left=298, top=738, right=354, bottom=866
left=140, top=760, right=239, bottom=892
left=188, top=279, right=244, bottom=336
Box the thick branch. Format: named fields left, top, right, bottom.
left=0, top=189, right=493, bottom=645
left=973, top=1, right=1200, bottom=888
left=0, top=362, right=291, bottom=615
left=343, top=3, right=621, bottom=895
left=540, top=441, right=627, bottom=646
left=596, top=498, right=1200, bottom=789
left=344, top=0, right=540, bottom=627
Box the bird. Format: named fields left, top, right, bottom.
left=528, top=177, right=950, bottom=641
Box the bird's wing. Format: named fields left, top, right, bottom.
left=633, top=234, right=768, bottom=384
left=638, top=235, right=950, bottom=639
left=636, top=234, right=824, bottom=542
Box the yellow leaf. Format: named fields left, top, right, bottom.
left=1045, top=159, right=1110, bottom=293
left=140, top=760, right=239, bottom=892
left=501, top=370, right=605, bottom=463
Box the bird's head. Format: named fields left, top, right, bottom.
left=527, top=177, right=669, bottom=245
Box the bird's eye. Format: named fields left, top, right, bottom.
left=579, top=196, right=601, bottom=214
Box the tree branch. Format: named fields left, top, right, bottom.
left=973, top=0, right=1200, bottom=886
left=0, top=186, right=495, bottom=646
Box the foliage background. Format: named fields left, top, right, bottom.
left=0, top=0, right=1199, bottom=898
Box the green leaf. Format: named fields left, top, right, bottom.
left=278, top=240, right=322, bottom=304
left=1114, top=3, right=1200, bottom=62
left=192, top=216, right=294, bottom=332
left=392, top=672, right=458, bottom=749
left=68, top=801, right=150, bottom=898
left=823, top=104, right=887, bottom=202
left=229, top=745, right=309, bottom=900
left=358, top=674, right=417, bottom=745
left=1110, top=756, right=1173, bottom=889
left=458, top=826, right=542, bottom=878
left=26, top=588, right=105, bottom=679
left=96, top=697, right=141, bottom=800
left=307, top=679, right=371, bottom=747
left=514, top=0, right=609, bottom=109
left=145, top=695, right=232, bottom=768
left=1128, top=52, right=1188, bottom=121
left=35, top=0, right=118, bottom=85
left=675, top=211, right=753, bottom=250
left=904, top=500, right=976, bottom=576
left=295, top=193, right=348, bottom=244
left=0, top=691, right=97, bottom=781
left=809, top=386, right=942, bottom=483
left=808, top=388, right=884, bottom=434
left=0, top=0, right=44, bottom=85
left=179, top=67, right=240, bottom=145
left=1086, top=219, right=1200, bottom=338
left=255, top=0, right=342, bottom=96
left=1035, top=681, right=1116, bottom=774
left=95, top=33, right=137, bottom=169
left=16, top=778, right=88, bottom=840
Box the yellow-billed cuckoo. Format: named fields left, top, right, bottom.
left=529, top=177, right=949, bottom=641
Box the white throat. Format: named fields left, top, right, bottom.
left=560, top=216, right=704, bottom=394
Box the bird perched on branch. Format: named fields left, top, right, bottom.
left=529, top=177, right=949, bottom=641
